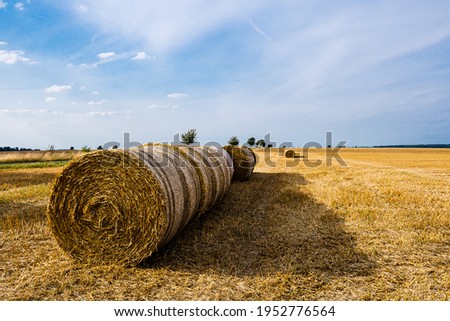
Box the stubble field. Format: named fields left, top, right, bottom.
left=1, top=148, right=449, bottom=300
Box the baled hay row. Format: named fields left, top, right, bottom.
left=196, top=146, right=234, bottom=206
left=223, top=145, right=256, bottom=181
left=131, top=145, right=201, bottom=245
left=162, top=145, right=232, bottom=216
left=47, top=145, right=233, bottom=266
left=161, top=145, right=213, bottom=216
left=246, top=146, right=257, bottom=168
left=284, top=149, right=296, bottom=158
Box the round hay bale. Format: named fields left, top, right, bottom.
left=162, top=145, right=212, bottom=216
left=246, top=146, right=257, bottom=168
left=47, top=145, right=233, bottom=266
left=223, top=145, right=256, bottom=181
left=285, top=149, right=296, bottom=158
left=197, top=146, right=233, bottom=205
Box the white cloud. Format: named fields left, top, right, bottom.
left=149, top=104, right=178, bottom=111
left=0, top=1, right=7, bottom=9
left=88, top=99, right=109, bottom=105
left=97, top=51, right=116, bottom=59
left=91, top=91, right=100, bottom=95
left=131, top=51, right=153, bottom=60
left=45, top=97, right=56, bottom=103
left=0, top=108, right=48, bottom=114
left=149, top=104, right=167, bottom=109
left=0, top=41, right=7, bottom=45
left=15, top=2, right=24, bottom=10
left=167, top=93, right=188, bottom=99
left=88, top=111, right=116, bottom=117
left=248, top=19, right=279, bottom=48
left=77, top=4, right=88, bottom=12
left=0, top=50, right=32, bottom=64
left=45, top=84, right=72, bottom=94
left=75, top=0, right=263, bottom=53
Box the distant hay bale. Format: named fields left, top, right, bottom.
left=223, top=145, right=256, bottom=181
left=285, top=149, right=296, bottom=158
left=47, top=145, right=233, bottom=266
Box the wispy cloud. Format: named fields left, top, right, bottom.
left=45, top=84, right=72, bottom=93
left=76, top=0, right=263, bottom=53
left=77, top=4, right=88, bottom=12
left=149, top=104, right=178, bottom=110
left=131, top=51, right=154, bottom=60
left=44, top=97, right=56, bottom=103
left=0, top=41, right=7, bottom=45
left=149, top=104, right=166, bottom=109
left=0, top=108, right=48, bottom=114
left=88, top=99, right=109, bottom=105
left=0, top=1, right=7, bottom=10
left=88, top=111, right=116, bottom=117
left=0, top=50, right=33, bottom=64
left=85, top=51, right=128, bottom=67
left=97, top=51, right=116, bottom=59
left=167, top=93, right=188, bottom=99
left=248, top=19, right=279, bottom=48
left=15, top=2, right=24, bottom=10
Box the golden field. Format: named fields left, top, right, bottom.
left=0, top=150, right=82, bottom=164
left=1, top=148, right=449, bottom=300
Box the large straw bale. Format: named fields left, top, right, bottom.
left=223, top=145, right=256, bottom=181
left=47, top=144, right=233, bottom=266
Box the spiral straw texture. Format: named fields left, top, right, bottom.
left=47, top=145, right=233, bottom=266
left=223, top=145, right=256, bottom=181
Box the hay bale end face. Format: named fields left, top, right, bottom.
left=285, top=149, right=296, bottom=158
left=47, top=145, right=233, bottom=266
left=223, top=145, right=256, bottom=181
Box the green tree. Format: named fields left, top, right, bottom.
left=246, top=137, right=256, bottom=147
left=97, top=145, right=103, bottom=150
left=256, top=139, right=266, bottom=147
left=181, top=129, right=198, bottom=145
left=69, top=146, right=74, bottom=150
left=81, top=146, right=91, bottom=152
left=228, top=136, right=239, bottom=146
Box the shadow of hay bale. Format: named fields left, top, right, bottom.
left=142, top=172, right=377, bottom=278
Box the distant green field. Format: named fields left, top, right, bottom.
left=0, top=160, right=69, bottom=170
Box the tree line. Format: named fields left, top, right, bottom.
left=0, top=146, right=39, bottom=152
left=1, top=129, right=268, bottom=152
left=181, top=129, right=266, bottom=147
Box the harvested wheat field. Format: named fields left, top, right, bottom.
left=0, top=150, right=82, bottom=164
left=1, top=148, right=449, bottom=300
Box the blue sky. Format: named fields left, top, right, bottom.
left=1, top=0, right=449, bottom=149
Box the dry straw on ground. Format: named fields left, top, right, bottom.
left=2, top=148, right=450, bottom=300
left=46, top=145, right=233, bottom=266
left=223, top=145, right=256, bottom=181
